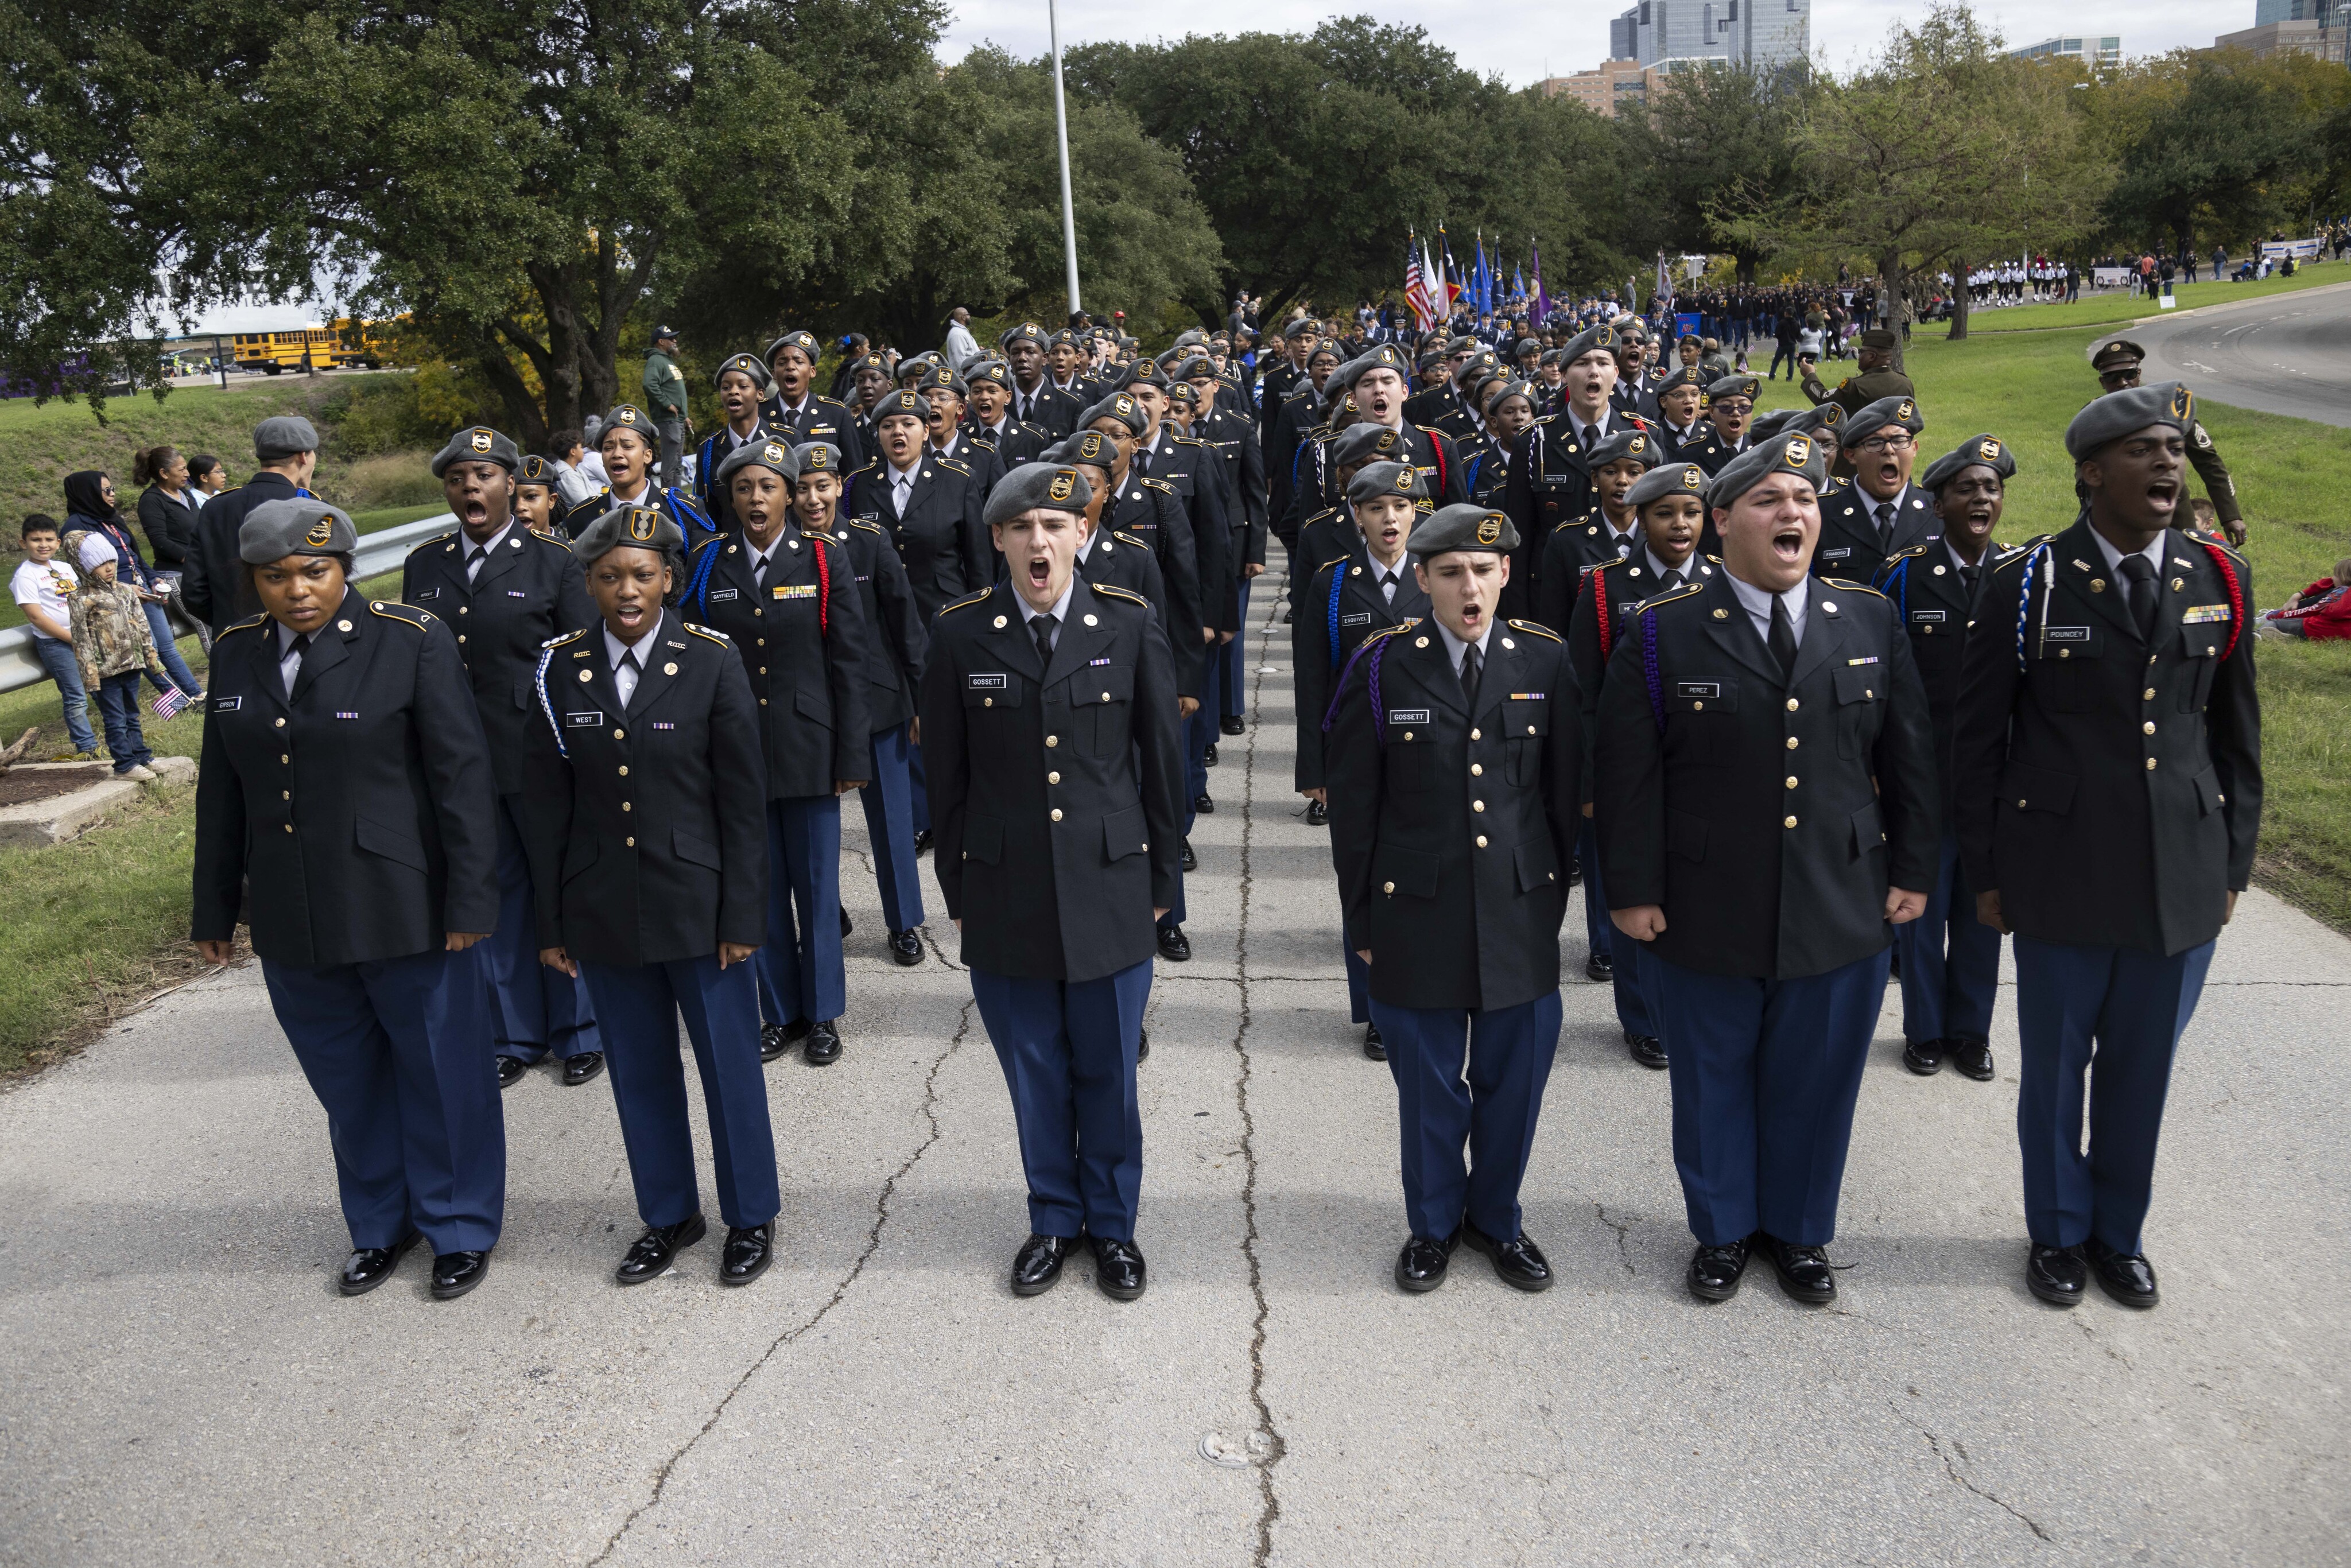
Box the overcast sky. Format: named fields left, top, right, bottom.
left=180, top=0, right=2237, bottom=333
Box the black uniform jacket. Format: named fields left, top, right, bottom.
left=193, top=593, right=499, bottom=967
left=1594, top=570, right=1939, bottom=980
left=929, top=429, right=1005, bottom=500
left=402, top=523, right=596, bottom=796
left=1325, top=618, right=1581, bottom=1012
left=1105, top=472, right=1209, bottom=697
left=1651, top=420, right=1707, bottom=464
left=1812, top=479, right=1937, bottom=585
left=1006, top=381, right=1083, bottom=438
left=183, top=469, right=301, bottom=635
left=970, top=417, right=1050, bottom=471
left=847, top=456, right=991, bottom=622
left=693, top=423, right=781, bottom=534
left=1872, top=538, right=2004, bottom=812
left=1403, top=384, right=1478, bottom=441
left=1611, top=378, right=1663, bottom=424
left=1077, top=529, right=1172, bottom=665
left=1565, top=553, right=1718, bottom=800
left=1952, top=522, right=2261, bottom=956
left=685, top=527, right=871, bottom=796
left=1679, top=428, right=1749, bottom=477
left=833, top=517, right=928, bottom=735
left=1135, top=428, right=1237, bottom=630
left=1534, top=511, right=1646, bottom=638
left=522, top=612, right=769, bottom=965
left=1501, top=414, right=1648, bottom=620
left=919, top=580, right=1184, bottom=983
left=758, top=391, right=868, bottom=473
left=1292, top=545, right=1429, bottom=793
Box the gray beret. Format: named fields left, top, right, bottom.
left=1049, top=430, right=1120, bottom=472
left=1444, top=336, right=1476, bottom=355
left=792, top=441, right=845, bottom=478
left=1283, top=317, right=1320, bottom=340
left=1347, top=460, right=1431, bottom=506
left=871, top=389, right=929, bottom=423
left=1706, top=374, right=1761, bottom=403
left=1653, top=366, right=1708, bottom=399
left=1484, top=378, right=1540, bottom=411
left=1306, top=341, right=1343, bottom=365
left=1847, top=395, right=1924, bottom=438
left=1920, top=433, right=2017, bottom=492
left=2065, top=383, right=2194, bottom=461
left=599, top=405, right=657, bottom=443
left=1170, top=354, right=1215, bottom=382
left=1514, top=338, right=1543, bottom=360
left=1114, top=361, right=1169, bottom=391
left=1780, top=403, right=1844, bottom=437
left=1627, top=461, right=1711, bottom=511
left=1407, top=502, right=1518, bottom=557
left=572, top=503, right=685, bottom=563
left=1340, top=343, right=1414, bottom=387
left=965, top=360, right=1013, bottom=391
left=1588, top=427, right=1665, bottom=469
left=712, top=436, right=800, bottom=490
left=765, top=331, right=821, bottom=364
left=1558, top=323, right=1623, bottom=366
left=714, top=352, right=773, bottom=391
left=1452, top=350, right=1502, bottom=390
left=1078, top=393, right=1148, bottom=438
left=1331, top=422, right=1408, bottom=468
left=238, top=498, right=356, bottom=563
left=983, top=463, right=1093, bottom=530
left=254, top=415, right=320, bottom=461
left=429, top=425, right=521, bottom=477
left=914, top=366, right=968, bottom=397
left=1708, top=428, right=1830, bottom=512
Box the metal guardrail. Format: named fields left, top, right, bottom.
left=0, top=511, right=459, bottom=696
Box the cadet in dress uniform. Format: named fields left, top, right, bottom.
left=1324, top=503, right=1581, bottom=1293
left=1679, top=375, right=1759, bottom=476
left=513, top=455, right=576, bottom=538
left=1080, top=398, right=1206, bottom=704
left=1294, top=461, right=1431, bottom=1057
left=1343, top=345, right=1469, bottom=510
left=1532, top=427, right=1665, bottom=639
left=1289, top=422, right=1407, bottom=614
left=405, top=427, right=603, bottom=1089
left=1953, top=385, right=2261, bottom=1311
left=797, top=440, right=929, bottom=969
left=1595, top=431, right=1939, bottom=1307
left=193, top=499, right=502, bottom=1301
left=1502, top=323, right=1648, bottom=620
left=1647, top=368, right=1710, bottom=461
left=965, top=360, right=1050, bottom=470
left=522, top=504, right=779, bottom=1287
left=2083, top=339, right=2247, bottom=546
left=919, top=463, right=1184, bottom=1301
left=694, top=353, right=779, bottom=535
left=760, top=331, right=868, bottom=473
left=999, top=323, right=1084, bottom=437
left=917, top=367, right=1006, bottom=500
left=1873, top=434, right=2017, bottom=1081
left=1053, top=433, right=1176, bottom=639
left=851, top=389, right=990, bottom=619
left=597, top=403, right=716, bottom=550
left=683, top=438, right=872, bottom=1066
left=1813, top=396, right=1935, bottom=585
left=1801, top=327, right=1916, bottom=419
left=1565, top=460, right=1716, bottom=1070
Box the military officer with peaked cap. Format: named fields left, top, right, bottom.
left=918, top=461, right=1184, bottom=1301
left=1953, top=384, right=2260, bottom=1311
left=1595, top=429, right=1939, bottom=1308
left=522, top=501, right=780, bottom=1288
left=682, top=437, right=872, bottom=1067
left=2085, top=339, right=2245, bottom=546
left=194, top=497, right=503, bottom=1301
left=1874, top=433, right=2019, bottom=1082
left=761, top=331, right=868, bottom=473
left=1802, top=327, right=1917, bottom=419
left=1324, top=502, right=1581, bottom=1294
left=1813, top=395, right=1937, bottom=586
left=406, top=426, right=604, bottom=1089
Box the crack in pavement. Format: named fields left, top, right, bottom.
left=1590, top=1200, right=1636, bottom=1276
left=1892, top=1401, right=2054, bottom=1543
left=586, top=996, right=975, bottom=1565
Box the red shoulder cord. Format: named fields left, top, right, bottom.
left=812, top=532, right=831, bottom=637
left=1590, top=565, right=1614, bottom=661
left=2199, top=541, right=2243, bottom=661
left=1427, top=428, right=1448, bottom=495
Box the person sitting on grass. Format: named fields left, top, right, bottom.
left=11, top=515, right=100, bottom=761
left=68, top=535, right=165, bottom=780
left=2258, top=556, right=2351, bottom=642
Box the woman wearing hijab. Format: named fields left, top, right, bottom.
left=63, top=470, right=205, bottom=701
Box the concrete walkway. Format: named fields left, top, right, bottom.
left=5, top=581, right=2348, bottom=1567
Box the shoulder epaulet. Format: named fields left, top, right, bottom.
left=934, top=456, right=971, bottom=476
left=218, top=612, right=270, bottom=638
left=1591, top=553, right=1634, bottom=573
left=1314, top=557, right=1348, bottom=578
left=1017, top=420, right=1049, bottom=437
left=1363, top=620, right=1418, bottom=643
left=1636, top=582, right=1706, bottom=615
left=685, top=622, right=733, bottom=646
left=938, top=588, right=993, bottom=616
left=689, top=533, right=724, bottom=560
left=1111, top=530, right=1148, bottom=550
left=542, top=628, right=589, bottom=650
left=1822, top=580, right=1886, bottom=599
left=2199, top=537, right=2248, bottom=567
left=1884, top=543, right=1931, bottom=563
left=1172, top=434, right=1207, bottom=448
left=1303, top=506, right=1336, bottom=525
left=1506, top=618, right=1562, bottom=643
left=848, top=517, right=885, bottom=535
left=526, top=526, right=569, bottom=545
left=848, top=460, right=878, bottom=478
left=1088, top=582, right=1149, bottom=608
left=369, top=599, right=431, bottom=628
left=1140, top=477, right=1176, bottom=494
left=1410, top=422, right=1445, bottom=440
left=405, top=533, right=449, bottom=557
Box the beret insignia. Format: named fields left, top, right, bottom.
left=1787, top=437, right=1811, bottom=467
left=1114, top=394, right=1135, bottom=416
left=1395, top=469, right=1414, bottom=492
left=2171, top=385, right=2193, bottom=421
left=1978, top=437, right=2002, bottom=462
left=469, top=429, right=492, bottom=453
left=627, top=507, right=658, bottom=542
left=806, top=446, right=829, bottom=469
left=616, top=408, right=637, bottom=425
left=762, top=443, right=786, bottom=465
left=1596, top=327, right=1615, bottom=348
left=1048, top=469, right=1076, bottom=502
left=1682, top=467, right=1704, bottom=491
left=304, top=518, right=335, bottom=548
left=1896, top=399, right=1915, bottom=422
left=1476, top=513, right=1503, bottom=546
left=1628, top=434, right=1648, bottom=456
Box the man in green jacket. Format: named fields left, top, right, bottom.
left=643, top=325, right=691, bottom=487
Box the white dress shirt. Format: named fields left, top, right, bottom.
left=605, top=612, right=663, bottom=708
left=1644, top=546, right=1692, bottom=587
left=1726, top=571, right=1809, bottom=648
left=1433, top=617, right=1493, bottom=678
left=461, top=522, right=514, bottom=583
left=1015, top=578, right=1078, bottom=646
left=2089, top=525, right=2166, bottom=580
left=1364, top=554, right=1409, bottom=603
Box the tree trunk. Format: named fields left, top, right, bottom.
left=1877, top=252, right=1906, bottom=375
left=1946, top=255, right=1971, bottom=342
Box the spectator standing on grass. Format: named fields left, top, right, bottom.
left=942, top=307, right=980, bottom=371
left=184, top=415, right=319, bottom=640
left=2214, top=243, right=2228, bottom=282
left=67, top=534, right=162, bottom=780
left=61, top=470, right=203, bottom=701
left=11, top=515, right=98, bottom=760
left=642, top=325, right=690, bottom=488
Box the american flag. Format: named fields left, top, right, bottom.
left=151, top=685, right=192, bottom=722
left=1405, top=238, right=1437, bottom=333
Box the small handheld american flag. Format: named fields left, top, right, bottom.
left=150, top=686, right=192, bottom=722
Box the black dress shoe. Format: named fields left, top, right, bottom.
left=2085, top=1237, right=2159, bottom=1308
left=720, top=1223, right=773, bottom=1286
left=1687, top=1236, right=1752, bottom=1302
left=1203, top=743, right=1218, bottom=767
left=1137, top=1027, right=1150, bottom=1061
left=1090, top=1236, right=1147, bottom=1301
left=913, top=828, right=933, bottom=855
left=338, top=1231, right=422, bottom=1297
left=430, top=1249, right=491, bottom=1300
left=1903, top=1038, right=1946, bottom=1075
left=804, top=1019, right=842, bottom=1066
left=2026, top=1243, right=2086, bottom=1307
left=759, top=1022, right=798, bottom=1063
left=1157, top=923, right=1192, bottom=962
left=1395, top=1229, right=1458, bottom=1293
left=887, top=927, right=923, bottom=965
left=1627, top=1034, right=1667, bottom=1070
left=1568, top=859, right=1583, bottom=886
left=1221, top=715, right=1246, bottom=736
left=1281, top=605, right=1294, bottom=624
left=1947, top=1037, right=1995, bottom=1081
left=1463, top=1221, right=1554, bottom=1292
left=1180, top=839, right=1198, bottom=872
left=496, top=1055, right=527, bottom=1089
left=1585, top=951, right=1613, bottom=983
left=839, top=907, right=853, bottom=938
left=1193, top=793, right=1215, bottom=815
left=617, top=1214, right=707, bottom=1285
left=1764, top=1234, right=1837, bottom=1305
left=1305, top=799, right=1328, bottom=826
left=562, top=1051, right=605, bottom=1087
left=1363, top=1023, right=1386, bottom=1062
left=1011, top=1233, right=1071, bottom=1296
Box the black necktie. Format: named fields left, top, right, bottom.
left=1583, top=424, right=1601, bottom=451
left=1960, top=561, right=1981, bottom=595
left=1874, top=502, right=1896, bottom=547
left=1458, top=641, right=1481, bottom=709
left=1768, top=593, right=1798, bottom=678
left=1133, top=447, right=1151, bottom=478
left=1033, top=612, right=1058, bottom=667
left=285, top=631, right=312, bottom=694
left=755, top=553, right=770, bottom=591
left=2119, top=554, right=2159, bottom=642
left=467, top=546, right=488, bottom=580
left=1658, top=566, right=1683, bottom=591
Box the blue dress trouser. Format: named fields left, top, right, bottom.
left=2013, top=935, right=2214, bottom=1253
left=1650, top=948, right=1890, bottom=1247
left=857, top=721, right=925, bottom=933
left=579, top=953, right=779, bottom=1230
left=488, top=797, right=599, bottom=1063
left=755, top=794, right=845, bottom=1028
left=1367, top=989, right=1565, bottom=1242
left=1577, top=820, right=1655, bottom=1038
left=1892, top=829, right=2001, bottom=1046
left=262, top=945, right=505, bottom=1255
left=970, top=959, right=1152, bottom=1241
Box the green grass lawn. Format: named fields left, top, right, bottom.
left=1952, top=259, right=2351, bottom=335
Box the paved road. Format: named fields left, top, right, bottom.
left=5, top=581, right=2349, bottom=1567
left=2128, top=281, right=2351, bottom=426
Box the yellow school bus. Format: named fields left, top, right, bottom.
left=232, top=319, right=393, bottom=374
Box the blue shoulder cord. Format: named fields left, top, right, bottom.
left=1325, top=564, right=1345, bottom=669
left=681, top=537, right=723, bottom=615
left=2014, top=541, right=2051, bottom=673
left=1639, top=611, right=1666, bottom=734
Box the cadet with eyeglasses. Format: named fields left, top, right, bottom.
left=1813, top=396, right=1937, bottom=587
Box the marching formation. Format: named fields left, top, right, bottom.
left=184, top=313, right=2259, bottom=1317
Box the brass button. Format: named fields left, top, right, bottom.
left=1471, top=763, right=1483, bottom=777
left=760, top=698, right=769, bottom=706
left=2144, top=688, right=2156, bottom=700
left=758, top=666, right=766, bottom=676
left=1048, top=771, right=1061, bottom=784
left=457, top=634, right=465, bottom=643
left=614, top=728, right=624, bottom=739
left=1382, top=880, right=1395, bottom=894
left=274, top=717, right=286, bottom=728
left=621, top=801, right=631, bottom=812
left=1050, top=808, right=1064, bottom=822
left=618, top=766, right=628, bottom=776
left=2059, top=649, right=2070, bottom=659
left=1785, top=776, right=1798, bottom=789
left=756, top=638, right=766, bottom=646
left=2018, top=799, right=2028, bottom=808
left=2143, top=721, right=2155, bottom=735
left=1472, top=800, right=1485, bottom=813
left=2145, top=758, right=2157, bottom=770
left=754, top=607, right=763, bottom=616
left=1476, top=835, right=1488, bottom=848
left=1046, top=735, right=1058, bottom=747
left=283, top=822, right=293, bottom=833
left=1864, top=688, right=1872, bottom=700
left=1692, top=700, right=1703, bottom=712
left=1786, top=698, right=1799, bottom=712
left=1469, top=728, right=1480, bottom=740
left=1785, top=737, right=1799, bottom=750
left=457, top=605, right=467, bottom=615
left=626, top=836, right=635, bottom=847
left=280, top=754, right=289, bottom=764
left=1101, top=690, right=1112, bottom=702
left=2148, top=654, right=2158, bottom=666
left=1527, top=725, right=1537, bottom=735
left=1403, top=731, right=1414, bottom=742
left=281, top=790, right=289, bottom=801
left=1783, top=815, right=1798, bottom=828
left=983, top=697, right=992, bottom=708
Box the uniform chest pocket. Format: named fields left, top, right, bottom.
left=1383, top=721, right=1436, bottom=793
left=1069, top=664, right=1134, bottom=755
left=1665, top=681, right=1736, bottom=767
left=1833, top=662, right=1884, bottom=759
left=2177, top=625, right=2222, bottom=713
left=2031, top=626, right=2102, bottom=712
left=961, top=673, right=1023, bottom=711
left=1502, top=698, right=1548, bottom=785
